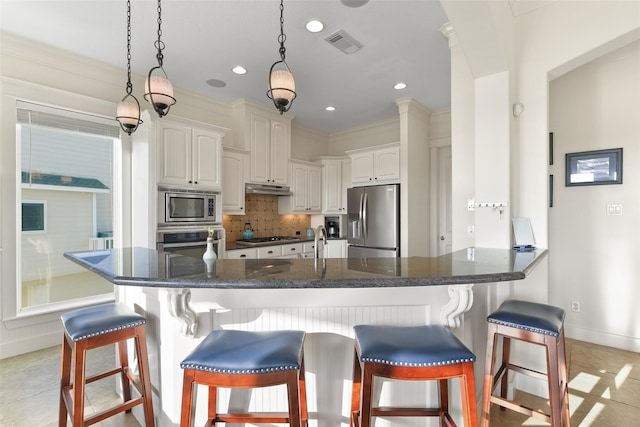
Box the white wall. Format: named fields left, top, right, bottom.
left=549, top=40, right=640, bottom=350
left=445, top=0, right=639, bottom=353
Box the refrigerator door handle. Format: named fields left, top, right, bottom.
left=362, top=192, right=368, bottom=239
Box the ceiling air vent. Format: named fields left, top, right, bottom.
left=325, top=29, right=362, bottom=55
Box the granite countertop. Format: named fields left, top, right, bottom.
left=225, top=237, right=345, bottom=251
left=64, top=247, right=546, bottom=289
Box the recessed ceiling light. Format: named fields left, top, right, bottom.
left=306, top=19, right=324, bottom=33
left=394, top=82, right=407, bottom=90
left=206, top=79, right=227, bottom=88
left=325, top=106, right=336, bottom=111
left=232, top=65, right=247, bottom=75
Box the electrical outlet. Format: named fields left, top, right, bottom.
left=571, top=301, right=580, bottom=312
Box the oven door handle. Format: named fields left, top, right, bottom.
left=160, top=240, right=218, bottom=249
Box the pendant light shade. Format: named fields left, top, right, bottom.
left=145, top=0, right=176, bottom=117
left=115, top=0, right=142, bottom=135
left=116, top=97, right=142, bottom=133
left=268, top=66, right=296, bottom=109
left=267, top=0, right=296, bottom=114
left=144, top=72, right=175, bottom=114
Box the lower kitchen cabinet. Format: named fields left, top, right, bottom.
left=225, top=248, right=258, bottom=259
left=326, top=239, right=347, bottom=258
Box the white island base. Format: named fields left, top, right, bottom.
left=121, top=282, right=522, bottom=427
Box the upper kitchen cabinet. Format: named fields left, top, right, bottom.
left=157, top=119, right=224, bottom=189
left=222, top=147, right=248, bottom=215
left=279, top=160, right=322, bottom=214
left=319, top=157, right=351, bottom=214
left=232, top=100, right=292, bottom=185
left=347, top=143, right=400, bottom=186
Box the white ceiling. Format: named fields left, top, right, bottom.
left=0, top=0, right=453, bottom=133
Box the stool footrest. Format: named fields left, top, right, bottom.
left=372, top=407, right=442, bottom=417
left=84, top=397, right=145, bottom=426
left=490, top=395, right=552, bottom=424
left=215, top=412, right=291, bottom=423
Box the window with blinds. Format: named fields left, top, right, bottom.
left=17, top=102, right=119, bottom=310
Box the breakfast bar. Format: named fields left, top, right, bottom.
left=65, top=247, right=546, bottom=427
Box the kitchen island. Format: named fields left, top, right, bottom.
left=65, top=247, right=546, bottom=427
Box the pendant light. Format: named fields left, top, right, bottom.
left=115, top=0, right=142, bottom=135
left=144, top=0, right=176, bottom=117
left=267, top=0, right=296, bottom=114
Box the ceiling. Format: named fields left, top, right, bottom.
left=1, top=1, right=454, bottom=133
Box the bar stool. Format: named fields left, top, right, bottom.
left=59, top=303, right=155, bottom=426
left=351, top=325, right=478, bottom=427
left=179, top=329, right=308, bottom=427
left=480, top=299, right=570, bottom=427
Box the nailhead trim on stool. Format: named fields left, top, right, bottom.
left=351, top=325, right=478, bottom=427
left=179, top=329, right=308, bottom=427
left=480, top=299, right=570, bottom=427
left=59, top=303, right=155, bottom=427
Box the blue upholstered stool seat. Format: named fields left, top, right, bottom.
left=351, top=325, right=478, bottom=427
left=487, top=299, right=565, bottom=337
left=181, top=330, right=305, bottom=374
left=59, top=303, right=155, bottom=426
left=354, top=325, right=476, bottom=367
left=61, top=303, right=146, bottom=342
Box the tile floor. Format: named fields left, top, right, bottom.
left=0, top=339, right=638, bottom=426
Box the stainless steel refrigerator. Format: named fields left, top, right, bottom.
left=347, top=184, right=400, bottom=258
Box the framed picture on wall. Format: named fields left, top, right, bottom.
left=565, top=148, right=622, bottom=186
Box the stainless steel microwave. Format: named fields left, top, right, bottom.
left=158, top=188, right=221, bottom=226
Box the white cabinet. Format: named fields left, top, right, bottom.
left=348, top=143, right=400, bottom=185
left=320, top=158, right=351, bottom=214
left=326, top=239, right=347, bottom=258
left=225, top=247, right=257, bottom=259
left=249, top=112, right=290, bottom=185
left=222, top=147, right=248, bottom=215
left=280, top=243, right=304, bottom=258
left=157, top=120, right=224, bottom=189
left=279, top=160, right=322, bottom=213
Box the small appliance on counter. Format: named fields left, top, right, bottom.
left=325, top=216, right=340, bottom=238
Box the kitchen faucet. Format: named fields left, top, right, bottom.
left=314, top=225, right=327, bottom=259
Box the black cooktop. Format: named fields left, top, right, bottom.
left=235, top=236, right=301, bottom=246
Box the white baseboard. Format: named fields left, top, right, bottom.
left=565, top=324, right=640, bottom=353
left=0, top=331, right=60, bottom=359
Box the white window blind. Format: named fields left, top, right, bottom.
left=16, top=101, right=120, bottom=138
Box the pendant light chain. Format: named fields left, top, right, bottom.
left=125, top=0, right=133, bottom=95
left=278, top=0, right=286, bottom=61
left=155, top=0, right=164, bottom=67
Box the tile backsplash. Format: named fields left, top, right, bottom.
left=223, top=194, right=311, bottom=242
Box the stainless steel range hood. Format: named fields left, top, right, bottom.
left=245, top=183, right=292, bottom=196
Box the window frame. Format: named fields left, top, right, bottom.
left=21, top=200, right=47, bottom=233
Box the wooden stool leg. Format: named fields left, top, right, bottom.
left=359, top=364, right=374, bottom=427
left=350, top=349, right=362, bottom=427
left=59, top=334, right=72, bottom=427
left=461, top=362, right=479, bottom=427
left=180, top=370, right=196, bottom=427
left=500, top=335, right=511, bottom=400
left=134, top=326, right=155, bottom=427
left=286, top=371, right=302, bottom=427
left=72, top=340, right=88, bottom=426
left=546, top=335, right=562, bottom=426
left=439, top=378, right=449, bottom=423
left=558, top=330, right=570, bottom=426
left=117, top=340, right=133, bottom=405
left=480, top=324, right=498, bottom=427
left=299, top=354, right=309, bottom=426
left=207, top=385, right=217, bottom=426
